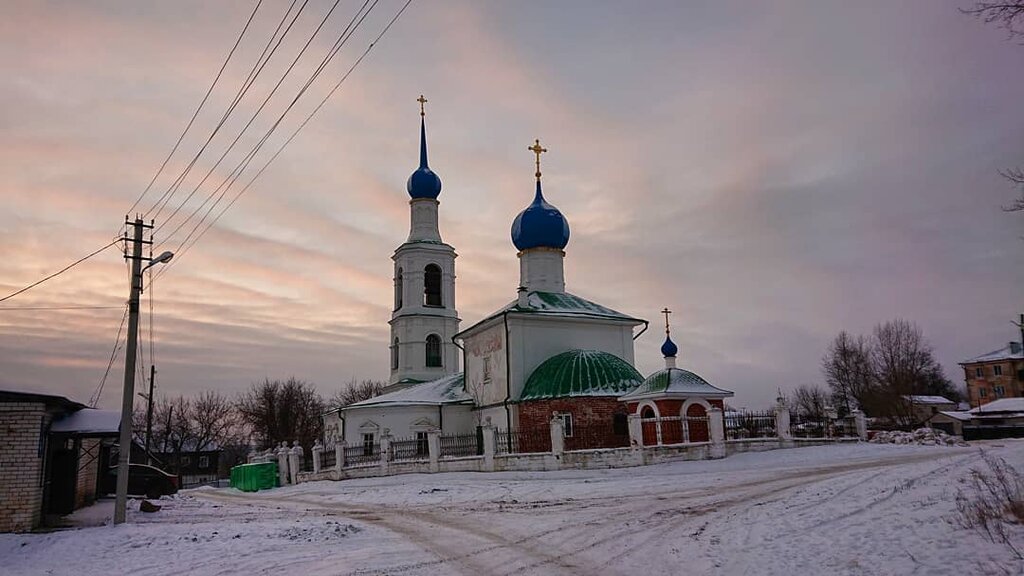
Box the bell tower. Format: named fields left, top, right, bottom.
left=388, top=96, right=460, bottom=387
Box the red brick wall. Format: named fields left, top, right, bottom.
left=518, top=398, right=629, bottom=450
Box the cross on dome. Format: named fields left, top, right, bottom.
left=417, top=94, right=427, bottom=117
left=660, top=307, right=678, bottom=359
left=529, top=139, right=547, bottom=182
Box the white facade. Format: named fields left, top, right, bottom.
left=519, top=247, right=565, bottom=293
left=341, top=404, right=475, bottom=444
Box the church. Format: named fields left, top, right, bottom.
left=329, top=97, right=732, bottom=451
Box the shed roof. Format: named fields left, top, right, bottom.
left=50, top=409, right=120, bottom=436
left=970, top=397, right=1024, bottom=415
left=905, top=395, right=956, bottom=405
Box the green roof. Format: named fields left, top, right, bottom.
left=519, top=350, right=644, bottom=401
left=619, top=367, right=733, bottom=401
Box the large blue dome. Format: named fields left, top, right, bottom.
left=511, top=181, right=570, bottom=251
left=407, top=118, right=442, bottom=199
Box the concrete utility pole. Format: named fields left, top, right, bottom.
left=114, top=218, right=172, bottom=525
left=145, top=364, right=155, bottom=465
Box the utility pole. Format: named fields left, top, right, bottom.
left=145, top=364, right=155, bottom=465
left=114, top=217, right=149, bottom=525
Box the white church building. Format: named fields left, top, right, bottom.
left=328, top=98, right=731, bottom=451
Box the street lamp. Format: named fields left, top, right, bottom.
left=113, top=222, right=173, bottom=525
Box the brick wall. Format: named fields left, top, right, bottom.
left=75, top=439, right=100, bottom=509
left=518, top=397, right=629, bottom=450
left=0, top=402, right=48, bottom=532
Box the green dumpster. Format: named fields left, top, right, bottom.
left=229, top=461, right=278, bottom=492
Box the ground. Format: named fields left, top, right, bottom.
left=3, top=441, right=1023, bottom=575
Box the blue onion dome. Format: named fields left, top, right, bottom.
left=511, top=181, right=570, bottom=251
left=661, top=335, right=678, bottom=358
left=407, top=117, right=442, bottom=199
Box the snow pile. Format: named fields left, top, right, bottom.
left=869, top=427, right=969, bottom=446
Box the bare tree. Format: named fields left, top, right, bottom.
left=191, top=391, right=239, bottom=452
left=236, top=377, right=325, bottom=451
left=329, top=379, right=385, bottom=410
left=822, top=331, right=875, bottom=415
left=791, top=384, right=829, bottom=422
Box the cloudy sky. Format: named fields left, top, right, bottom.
left=1, top=0, right=1021, bottom=410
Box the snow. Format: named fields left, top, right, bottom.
left=972, top=397, right=1024, bottom=414
left=345, top=373, right=470, bottom=408
left=4, top=441, right=1023, bottom=575
left=50, top=409, right=120, bottom=435
left=869, top=427, right=969, bottom=446
left=905, top=395, right=955, bottom=405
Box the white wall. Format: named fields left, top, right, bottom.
left=341, top=403, right=475, bottom=442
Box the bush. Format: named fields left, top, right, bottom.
left=955, top=451, right=1024, bottom=559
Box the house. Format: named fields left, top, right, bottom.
left=960, top=341, right=1023, bottom=408
left=153, top=445, right=221, bottom=488
left=959, top=397, right=1024, bottom=440
left=0, top=390, right=119, bottom=532
left=903, top=395, right=957, bottom=425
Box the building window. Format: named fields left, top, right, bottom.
left=362, top=433, right=375, bottom=456
left=424, top=264, right=442, bottom=307
left=416, top=432, right=428, bottom=456
left=979, top=388, right=988, bottom=398
left=425, top=334, right=442, bottom=367
left=482, top=357, right=492, bottom=383
left=391, top=338, right=399, bottom=370
left=994, top=365, right=1003, bottom=376
left=181, top=456, right=190, bottom=467
left=994, top=385, right=1005, bottom=397
left=558, top=413, right=574, bottom=438
left=975, top=367, right=983, bottom=378
left=395, top=267, right=403, bottom=309
left=198, top=456, right=209, bottom=469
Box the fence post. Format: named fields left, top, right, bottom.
left=428, top=429, right=441, bottom=473
left=288, top=441, right=303, bottom=484
left=276, top=442, right=289, bottom=486
left=379, top=429, right=391, bottom=476
left=549, top=413, right=565, bottom=458
left=708, top=406, right=726, bottom=459
left=775, top=400, right=792, bottom=440
left=853, top=409, right=867, bottom=441
left=312, top=440, right=323, bottom=474
left=335, top=441, right=345, bottom=473
left=482, top=421, right=496, bottom=472
left=627, top=413, right=642, bottom=448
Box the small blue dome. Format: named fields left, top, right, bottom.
left=661, top=335, right=678, bottom=358
left=511, top=181, right=570, bottom=251
left=407, top=118, right=441, bottom=199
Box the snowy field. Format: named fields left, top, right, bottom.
left=3, top=441, right=1023, bottom=576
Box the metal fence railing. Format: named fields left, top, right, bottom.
left=789, top=415, right=826, bottom=438
left=564, top=423, right=629, bottom=451
left=345, top=442, right=379, bottom=467
left=322, top=447, right=337, bottom=470
left=439, top=432, right=481, bottom=458
left=495, top=427, right=550, bottom=454
left=726, top=410, right=777, bottom=440
left=391, top=435, right=429, bottom=462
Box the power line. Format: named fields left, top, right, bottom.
left=0, top=305, right=124, bottom=311
left=155, top=0, right=411, bottom=280
left=91, top=303, right=130, bottom=408
left=0, top=239, right=121, bottom=303
left=124, top=0, right=265, bottom=218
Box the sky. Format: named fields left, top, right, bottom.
left=1, top=0, right=1021, bottom=410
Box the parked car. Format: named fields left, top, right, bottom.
left=103, top=464, right=179, bottom=499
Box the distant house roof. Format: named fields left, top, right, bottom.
left=343, top=373, right=470, bottom=409
left=970, top=398, right=1024, bottom=416
left=0, top=389, right=85, bottom=411
left=935, top=410, right=972, bottom=422
left=961, top=342, right=1023, bottom=364
left=50, top=409, right=120, bottom=437
left=456, top=291, right=644, bottom=339
left=905, top=395, right=956, bottom=405
left=518, top=350, right=643, bottom=401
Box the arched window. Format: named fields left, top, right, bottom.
left=423, top=264, right=442, bottom=307
left=391, top=338, right=399, bottom=370
left=425, top=334, right=442, bottom=367
left=395, top=267, right=403, bottom=310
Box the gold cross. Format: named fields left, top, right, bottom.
left=528, top=139, right=547, bottom=181
left=417, top=94, right=427, bottom=117
left=661, top=307, right=672, bottom=334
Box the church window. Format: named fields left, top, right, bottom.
left=558, top=413, right=574, bottom=438
left=395, top=267, right=404, bottom=309
left=641, top=406, right=656, bottom=419
left=482, top=357, right=492, bottom=383
left=416, top=432, right=428, bottom=456
left=392, top=338, right=399, bottom=370
left=424, top=264, right=442, bottom=307
left=425, top=334, right=442, bottom=367
left=362, top=433, right=375, bottom=455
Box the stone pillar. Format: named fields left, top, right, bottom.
left=288, top=441, right=302, bottom=485
left=247, top=449, right=257, bottom=464
left=379, top=429, right=391, bottom=476
left=335, top=442, right=345, bottom=473
left=427, top=429, right=441, bottom=473
left=708, top=406, right=726, bottom=459
left=775, top=401, right=792, bottom=440
left=627, top=413, right=642, bottom=448
left=482, top=423, right=496, bottom=472
left=275, top=442, right=289, bottom=486
left=549, top=413, right=565, bottom=457
left=312, top=440, right=323, bottom=474
left=853, top=409, right=867, bottom=441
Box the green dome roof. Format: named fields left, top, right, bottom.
left=619, top=367, right=733, bottom=401
left=519, top=350, right=643, bottom=401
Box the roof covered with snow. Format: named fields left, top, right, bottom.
left=343, top=373, right=470, bottom=409
left=961, top=342, right=1023, bottom=364
left=620, top=367, right=733, bottom=401
left=970, top=397, right=1024, bottom=415
left=905, top=395, right=956, bottom=405
left=456, top=291, right=644, bottom=338
left=50, top=409, right=120, bottom=436
left=935, top=411, right=972, bottom=422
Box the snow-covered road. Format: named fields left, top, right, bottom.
left=4, top=441, right=1023, bottom=575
